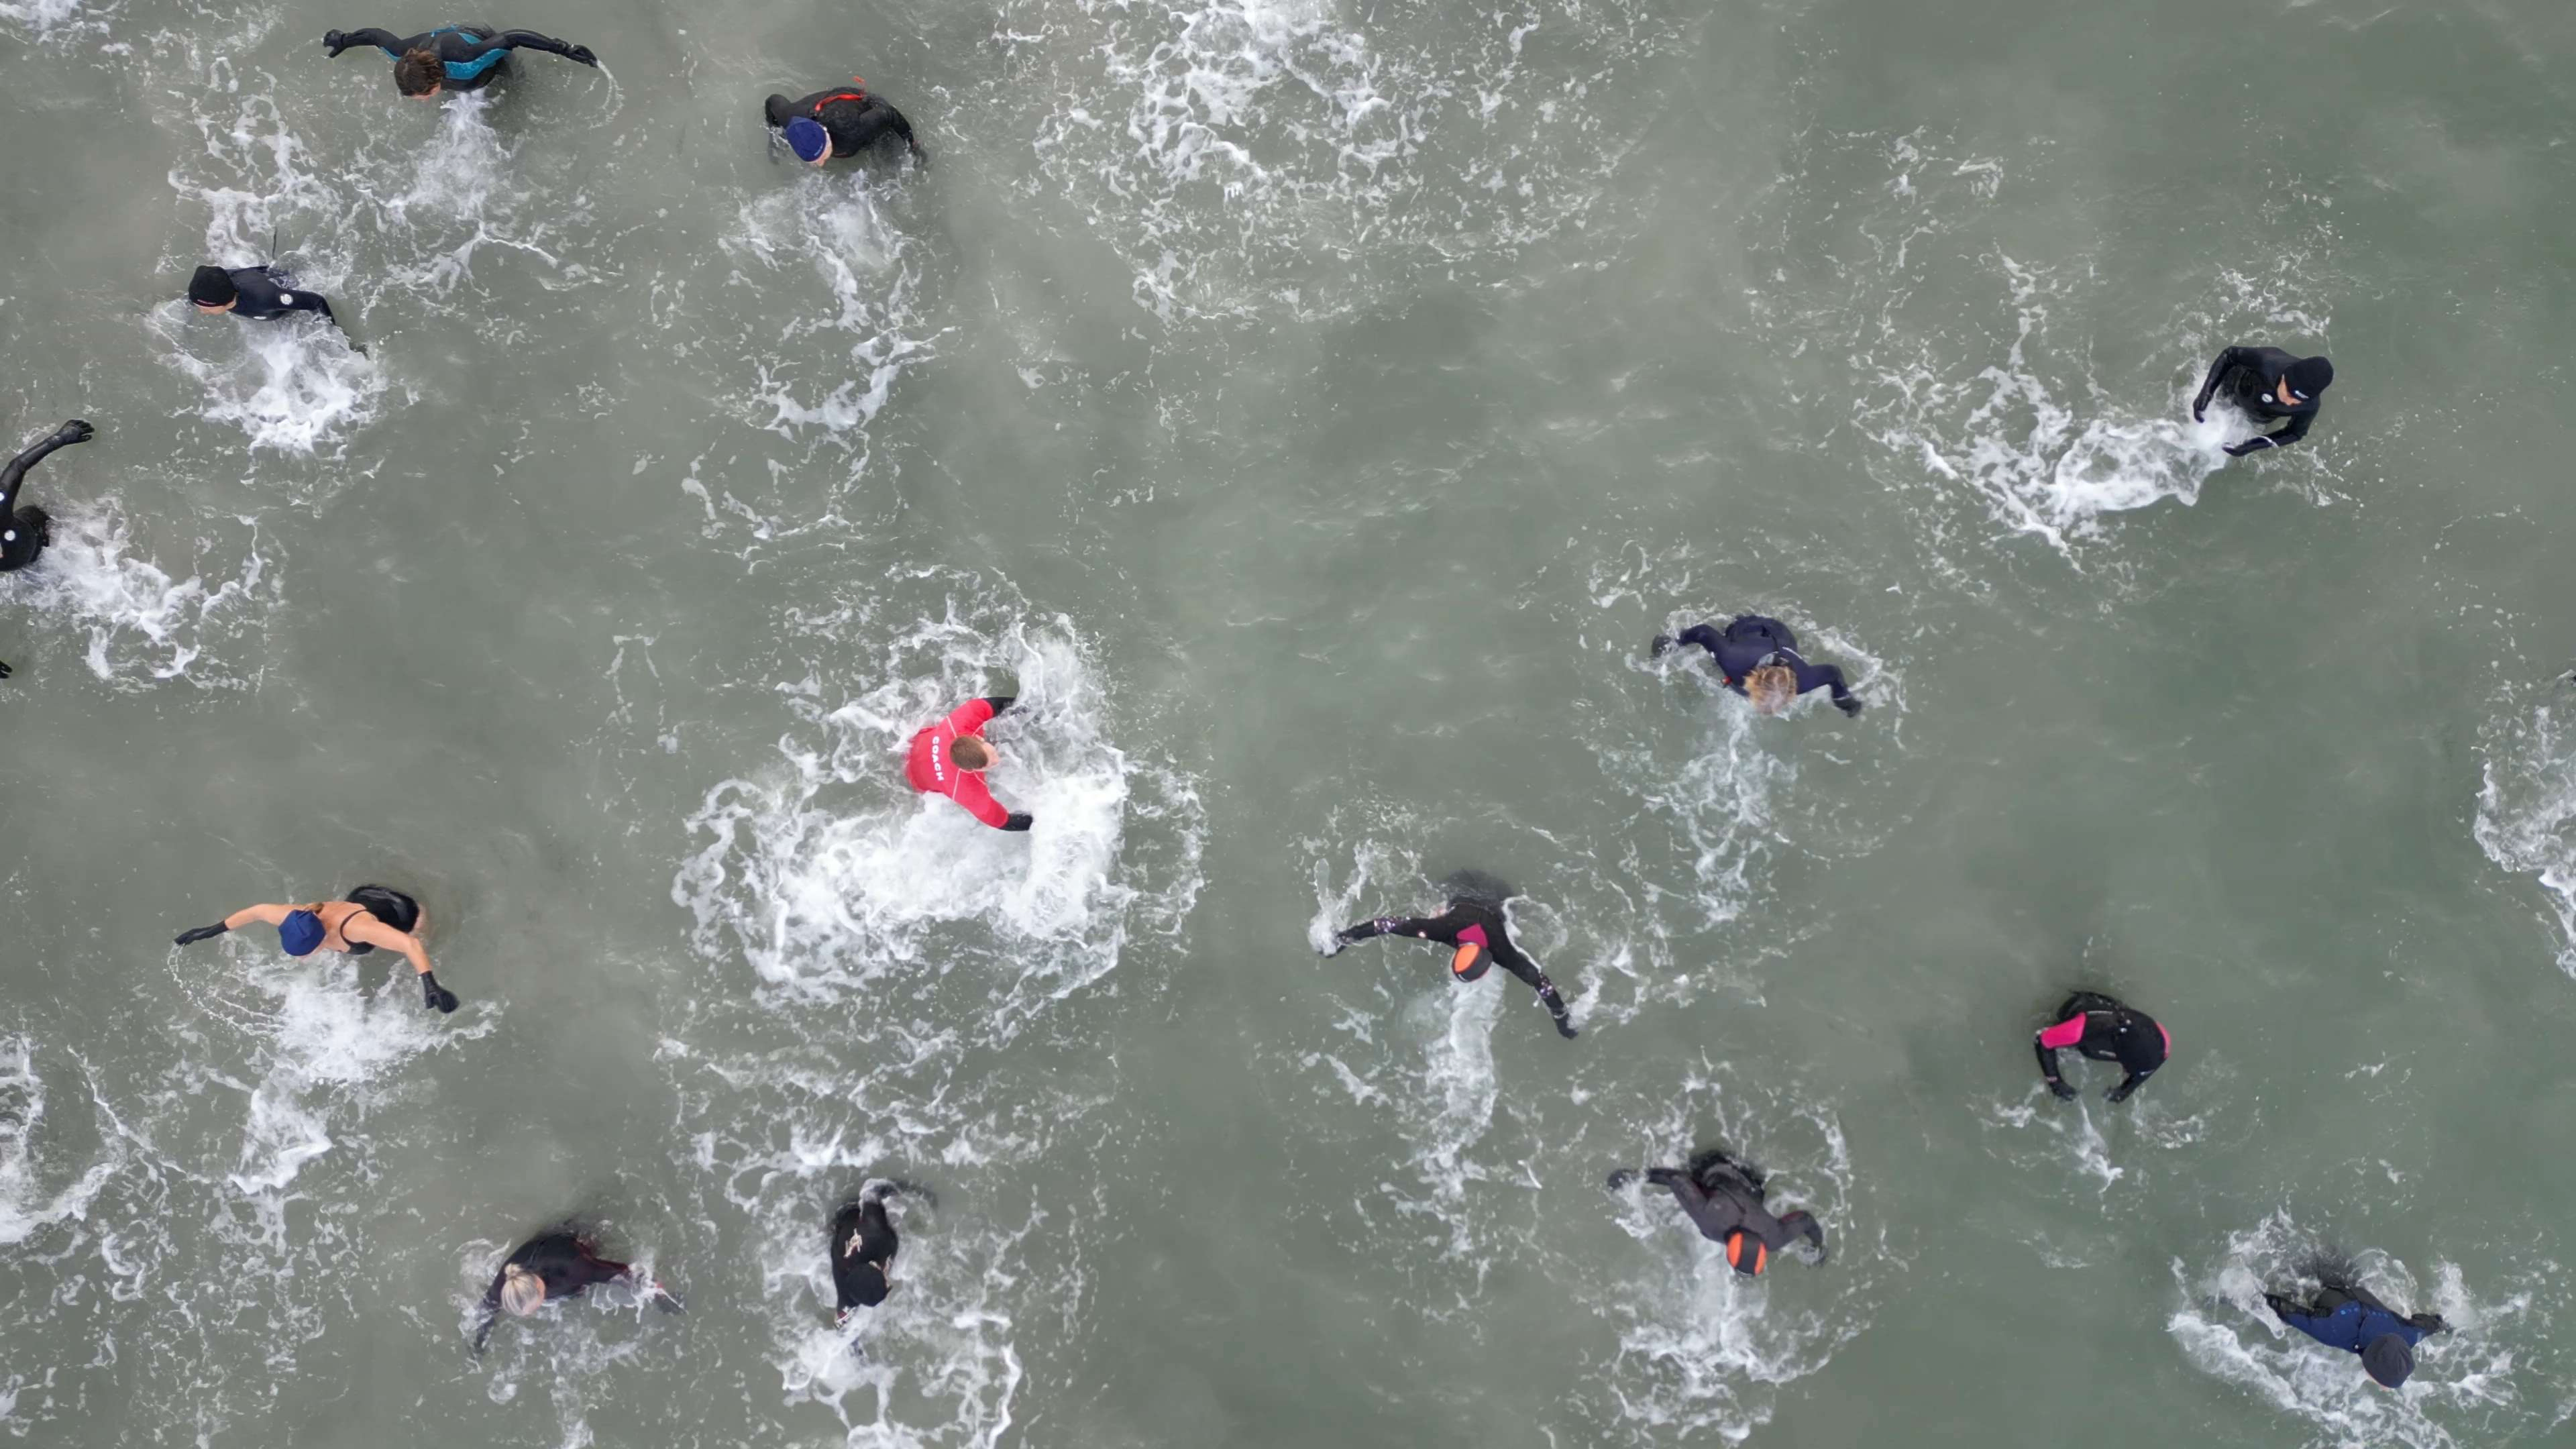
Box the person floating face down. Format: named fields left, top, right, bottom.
left=319, top=23, right=599, bottom=99
left=2033, top=990, right=2168, bottom=1104
left=2265, top=1277, right=2449, bottom=1389
left=1326, top=884, right=1578, bottom=1039
left=473, top=1228, right=681, bottom=1354
left=830, top=1181, right=932, bottom=1324
left=1608, top=1148, right=1828, bottom=1277
left=907, top=696, right=1033, bottom=831
left=173, top=885, right=461, bottom=1014
left=1652, top=616, right=1863, bottom=718
left=764, top=80, right=928, bottom=169
left=2193, top=346, right=2334, bottom=457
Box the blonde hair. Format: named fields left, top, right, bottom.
left=950, top=736, right=993, bottom=771
left=500, top=1264, right=547, bottom=1317
left=1744, top=665, right=1799, bottom=716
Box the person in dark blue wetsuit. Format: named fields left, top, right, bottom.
left=1652, top=616, right=1862, bottom=717
left=321, top=23, right=598, bottom=98
left=2193, top=346, right=2332, bottom=457
left=2265, top=1278, right=2448, bottom=1388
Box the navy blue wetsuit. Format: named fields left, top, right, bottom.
left=1658, top=616, right=1860, bottom=714
left=324, top=23, right=596, bottom=90
left=2268, top=1283, right=2445, bottom=1358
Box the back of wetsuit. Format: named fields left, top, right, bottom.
left=780, top=87, right=917, bottom=158
left=1666, top=616, right=1860, bottom=711
left=227, top=266, right=335, bottom=322
left=1332, top=896, right=1576, bottom=1034
left=2196, top=345, right=2322, bottom=453
left=2035, top=991, right=2168, bottom=1102
left=830, top=1199, right=899, bottom=1312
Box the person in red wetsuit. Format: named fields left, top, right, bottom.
left=906, top=696, right=1032, bottom=830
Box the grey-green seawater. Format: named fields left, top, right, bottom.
left=4, top=0, right=2576, bottom=1445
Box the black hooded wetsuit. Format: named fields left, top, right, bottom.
left=1659, top=616, right=1860, bottom=715
left=2194, top=346, right=2322, bottom=455
left=1624, top=1152, right=1827, bottom=1261
left=325, top=24, right=595, bottom=91
left=1333, top=896, right=1576, bottom=1036
left=2033, top=991, right=2169, bottom=1104
left=218, top=266, right=337, bottom=323
left=472, top=1232, right=633, bottom=1351
left=0, top=421, right=91, bottom=574
left=830, top=1198, right=901, bottom=1317
left=764, top=88, right=921, bottom=160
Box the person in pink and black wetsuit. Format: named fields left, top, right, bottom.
left=904, top=695, right=1032, bottom=831
left=2033, top=991, right=2168, bottom=1104
left=1324, top=872, right=1578, bottom=1040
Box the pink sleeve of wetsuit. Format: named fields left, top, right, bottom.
left=943, top=698, right=998, bottom=735
left=2036, top=1016, right=2088, bottom=1049
left=950, top=770, right=1011, bottom=828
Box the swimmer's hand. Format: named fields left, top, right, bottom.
left=0, top=660, right=11, bottom=680
left=910, top=141, right=931, bottom=170
left=54, top=419, right=93, bottom=445
left=1554, top=1015, right=1580, bottom=1040
left=1001, top=812, right=1033, bottom=832
left=420, top=970, right=460, bottom=1014
left=1650, top=633, right=1676, bottom=657
left=1605, top=1168, right=1638, bottom=1190
left=321, top=29, right=351, bottom=56
left=564, top=42, right=598, bottom=66
left=2263, top=1291, right=2295, bottom=1320
left=174, top=923, right=229, bottom=946
left=2045, top=1077, right=2078, bottom=1102
left=1836, top=696, right=1864, bottom=718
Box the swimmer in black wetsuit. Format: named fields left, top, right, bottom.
left=830, top=1181, right=932, bottom=1322
left=1324, top=875, right=1578, bottom=1038
left=1652, top=615, right=1862, bottom=717
left=2033, top=990, right=2169, bottom=1104
left=187, top=265, right=357, bottom=346
left=0, top=419, right=92, bottom=583
left=764, top=82, right=928, bottom=168
left=1608, top=1148, right=1827, bottom=1275
left=472, top=1226, right=680, bottom=1353
left=2192, top=346, right=2333, bottom=456
left=0, top=419, right=91, bottom=681
left=321, top=22, right=598, bottom=98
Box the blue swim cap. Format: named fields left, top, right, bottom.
left=278, top=910, right=326, bottom=957
left=785, top=117, right=830, bottom=164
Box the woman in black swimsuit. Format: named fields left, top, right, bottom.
left=173, top=885, right=460, bottom=1012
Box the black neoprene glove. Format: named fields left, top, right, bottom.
left=2192, top=389, right=2214, bottom=423
left=56, top=419, right=93, bottom=445
left=1836, top=696, right=1864, bottom=718
left=564, top=42, right=598, bottom=66
left=1650, top=634, right=1676, bottom=657
left=0, top=660, right=13, bottom=680
left=1536, top=978, right=1578, bottom=1038
left=174, top=923, right=229, bottom=946
left=2263, top=1291, right=2295, bottom=1320
left=421, top=971, right=460, bottom=1014
left=2045, top=1077, right=2078, bottom=1102
left=981, top=696, right=1017, bottom=715
left=322, top=29, right=350, bottom=56
left=2224, top=438, right=2272, bottom=458
left=2104, top=1077, right=2143, bottom=1104
left=1001, top=812, right=1033, bottom=832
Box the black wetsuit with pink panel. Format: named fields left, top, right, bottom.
left=2033, top=991, right=2169, bottom=1103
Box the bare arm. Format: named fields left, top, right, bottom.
left=341, top=912, right=431, bottom=974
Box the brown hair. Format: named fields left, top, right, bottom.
left=950, top=736, right=992, bottom=771
left=394, top=49, right=445, bottom=96
left=1744, top=665, right=1799, bottom=716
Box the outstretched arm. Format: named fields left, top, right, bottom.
left=1651, top=623, right=1725, bottom=659
left=1486, top=940, right=1576, bottom=1037
left=2104, top=1065, right=2157, bottom=1104
left=1332, top=914, right=1444, bottom=948
left=471, top=1266, right=508, bottom=1353
left=2226, top=409, right=2312, bottom=457
left=1776, top=1209, right=1828, bottom=1258
left=321, top=28, right=416, bottom=58
left=950, top=771, right=1022, bottom=830
left=1803, top=661, right=1862, bottom=715
left=492, top=30, right=598, bottom=65
left=0, top=421, right=92, bottom=517
left=2033, top=1015, right=2085, bottom=1100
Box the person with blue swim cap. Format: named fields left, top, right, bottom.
left=764, top=80, right=928, bottom=168
left=319, top=22, right=599, bottom=99
left=173, top=885, right=460, bottom=1013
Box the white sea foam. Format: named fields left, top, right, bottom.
left=0, top=1037, right=119, bottom=1247
left=0, top=500, right=274, bottom=688
left=2474, top=687, right=2576, bottom=976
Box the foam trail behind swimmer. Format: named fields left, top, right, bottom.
left=0, top=501, right=274, bottom=688
left=2474, top=689, right=2576, bottom=976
